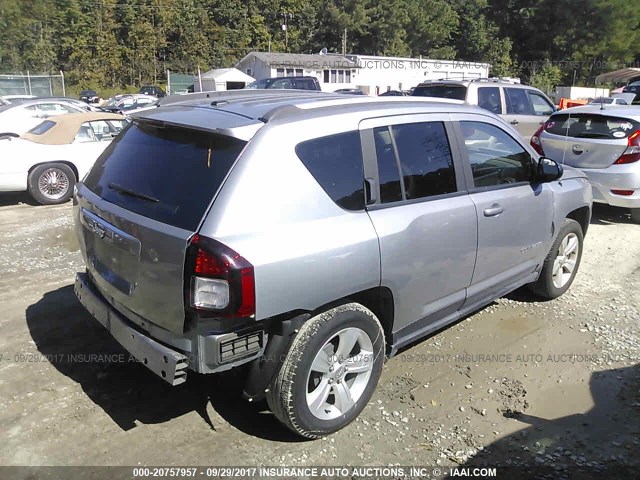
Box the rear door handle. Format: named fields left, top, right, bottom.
left=510, top=120, right=519, bottom=125
left=483, top=204, right=504, bottom=217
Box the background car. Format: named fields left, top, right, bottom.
left=244, top=76, right=321, bottom=91
left=6, top=96, right=101, bottom=112
left=412, top=78, right=556, bottom=140
left=99, top=94, right=158, bottom=115
left=139, top=85, right=165, bottom=97
left=0, top=112, right=126, bottom=204
left=379, top=90, right=406, bottom=96
left=622, top=80, right=640, bottom=104
left=0, top=99, right=86, bottom=136
left=531, top=105, right=640, bottom=222
left=1, top=94, right=36, bottom=102
left=334, top=88, right=366, bottom=95
left=79, top=90, right=100, bottom=104
left=589, top=97, right=629, bottom=106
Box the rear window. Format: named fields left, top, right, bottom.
left=411, top=85, right=467, bottom=101
left=545, top=114, right=640, bottom=139
left=27, top=120, right=56, bottom=135
left=83, top=122, right=246, bottom=231
left=295, top=131, right=365, bottom=211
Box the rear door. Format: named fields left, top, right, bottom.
left=360, top=114, right=477, bottom=336
left=540, top=112, right=638, bottom=168
left=76, top=120, right=247, bottom=334
left=451, top=115, right=554, bottom=307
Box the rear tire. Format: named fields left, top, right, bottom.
left=27, top=163, right=75, bottom=205
left=631, top=208, right=640, bottom=224
left=529, top=219, right=583, bottom=300
left=267, top=303, right=385, bottom=438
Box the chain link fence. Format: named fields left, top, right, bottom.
left=0, top=72, right=66, bottom=97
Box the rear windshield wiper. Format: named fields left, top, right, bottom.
left=108, top=182, right=159, bottom=203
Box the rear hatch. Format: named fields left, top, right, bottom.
left=540, top=112, right=640, bottom=169
left=75, top=108, right=258, bottom=334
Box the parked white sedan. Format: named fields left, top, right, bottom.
left=0, top=98, right=87, bottom=136
left=0, top=112, right=126, bottom=204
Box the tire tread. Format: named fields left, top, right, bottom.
left=266, top=303, right=384, bottom=438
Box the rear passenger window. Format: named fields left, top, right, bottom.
left=295, top=131, right=365, bottom=211
left=459, top=121, right=532, bottom=187
left=477, top=87, right=502, bottom=114
left=391, top=122, right=457, bottom=199
left=373, top=127, right=402, bottom=203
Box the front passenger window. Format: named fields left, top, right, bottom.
left=459, top=121, right=532, bottom=188
left=528, top=91, right=554, bottom=116
left=505, top=88, right=534, bottom=115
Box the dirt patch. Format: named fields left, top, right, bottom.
left=498, top=378, right=530, bottom=415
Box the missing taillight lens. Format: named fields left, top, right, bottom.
left=186, top=234, right=255, bottom=318
left=530, top=124, right=546, bottom=156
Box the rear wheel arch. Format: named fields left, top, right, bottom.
left=308, top=286, right=395, bottom=352
left=566, top=205, right=591, bottom=235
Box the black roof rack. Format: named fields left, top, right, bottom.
left=470, top=77, right=519, bottom=84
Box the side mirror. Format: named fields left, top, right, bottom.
left=536, top=157, right=563, bottom=182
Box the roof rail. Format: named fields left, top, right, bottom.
left=470, top=77, right=519, bottom=84
left=258, top=104, right=301, bottom=123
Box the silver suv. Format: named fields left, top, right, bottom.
left=412, top=79, right=557, bottom=140
left=73, top=91, right=592, bottom=438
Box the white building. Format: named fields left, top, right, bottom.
left=348, top=55, right=490, bottom=95
left=194, top=68, right=255, bottom=92
left=236, top=52, right=358, bottom=92
left=236, top=51, right=491, bottom=94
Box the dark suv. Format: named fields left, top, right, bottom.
left=139, top=85, right=165, bottom=98
left=79, top=90, right=99, bottom=104
left=622, top=79, right=640, bottom=104
left=245, top=76, right=321, bottom=91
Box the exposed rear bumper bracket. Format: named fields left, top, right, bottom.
left=75, top=272, right=189, bottom=385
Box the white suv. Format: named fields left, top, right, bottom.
left=412, top=79, right=556, bottom=140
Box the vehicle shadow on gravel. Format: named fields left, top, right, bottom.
left=0, top=192, right=39, bottom=206
left=590, top=204, right=635, bottom=225
left=25, top=284, right=305, bottom=442
left=452, top=363, right=640, bottom=478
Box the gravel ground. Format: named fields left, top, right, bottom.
left=0, top=194, right=638, bottom=475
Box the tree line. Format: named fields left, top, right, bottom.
left=0, top=0, right=639, bottom=92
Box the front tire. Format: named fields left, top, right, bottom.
left=529, top=219, right=583, bottom=300
left=28, top=163, right=75, bottom=205
left=267, top=303, right=385, bottom=438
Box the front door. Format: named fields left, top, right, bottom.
left=502, top=87, right=553, bottom=140
left=451, top=116, right=555, bottom=308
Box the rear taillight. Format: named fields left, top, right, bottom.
left=611, top=189, right=635, bottom=196
left=186, top=234, right=255, bottom=318
left=613, top=129, right=640, bottom=165
left=530, top=124, right=546, bottom=155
